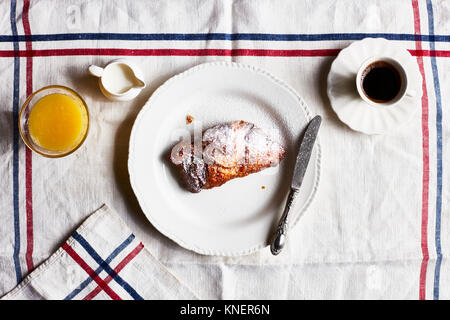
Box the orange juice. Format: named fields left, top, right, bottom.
left=28, top=93, right=88, bottom=152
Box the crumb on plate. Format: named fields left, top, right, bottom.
left=186, top=115, right=194, bottom=124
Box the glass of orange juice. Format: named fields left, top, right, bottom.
left=19, top=85, right=89, bottom=158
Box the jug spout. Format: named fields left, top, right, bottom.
left=133, top=77, right=146, bottom=89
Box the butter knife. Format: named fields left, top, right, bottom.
left=270, top=115, right=322, bottom=255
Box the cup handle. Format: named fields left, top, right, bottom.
left=88, top=65, right=104, bottom=78
left=406, top=90, right=417, bottom=98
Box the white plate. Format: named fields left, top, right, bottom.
left=327, top=38, right=422, bottom=135
left=128, top=62, right=321, bottom=256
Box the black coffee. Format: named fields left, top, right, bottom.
left=361, top=61, right=402, bottom=103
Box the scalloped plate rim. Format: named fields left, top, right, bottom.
left=128, top=61, right=322, bottom=256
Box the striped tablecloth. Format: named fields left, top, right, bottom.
left=0, top=0, right=449, bottom=299
left=1, top=205, right=197, bottom=300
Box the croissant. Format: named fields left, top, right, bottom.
left=170, top=120, right=286, bottom=193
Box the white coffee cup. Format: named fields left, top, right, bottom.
left=356, top=56, right=416, bottom=107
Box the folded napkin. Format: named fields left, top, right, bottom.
left=1, top=205, right=197, bottom=300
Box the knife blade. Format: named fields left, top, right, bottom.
left=291, top=115, right=322, bottom=190
left=270, top=115, right=322, bottom=255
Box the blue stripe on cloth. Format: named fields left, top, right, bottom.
left=72, top=231, right=143, bottom=300
left=9, top=0, right=21, bottom=284
left=64, top=234, right=135, bottom=300
left=426, top=0, right=443, bottom=300
left=0, top=32, right=450, bottom=42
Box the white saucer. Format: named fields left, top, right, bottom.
left=327, top=38, right=422, bottom=135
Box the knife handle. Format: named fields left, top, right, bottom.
left=270, top=188, right=299, bottom=255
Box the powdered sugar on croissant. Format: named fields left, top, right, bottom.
left=170, top=121, right=285, bottom=193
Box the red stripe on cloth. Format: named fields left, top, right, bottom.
left=412, top=0, right=430, bottom=300
left=62, top=243, right=122, bottom=300
left=22, top=0, right=34, bottom=273
left=230, top=49, right=341, bottom=56
left=83, top=242, right=144, bottom=300
left=0, top=48, right=340, bottom=57
left=410, top=49, right=450, bottom=57
left=0, top=48, right=449, bottom=58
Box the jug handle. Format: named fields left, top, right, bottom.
left=88, top=65, right=104, bottom=78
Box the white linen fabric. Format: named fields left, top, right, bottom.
left=0, top=0, right=449, bottom=299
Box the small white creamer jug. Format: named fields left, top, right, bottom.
left=88, top=59, right=146, bottom=101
